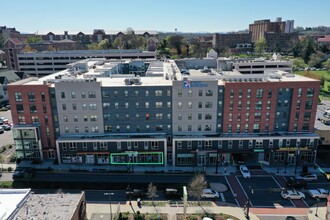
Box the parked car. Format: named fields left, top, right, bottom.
left=0, top=126, right=4, bottom=134
left=12, top=170, right=25, bottom=179
left=125, top=189, right=147, bottom=198
left=295, top=174, right=318, bottom=182
left=286, top=177, right=307, bottom=189
left=281, top=189, right=305, bottom=200
left=2, top=124, right=11, bottom=131
left=308, top=188, right=329, bottom=199
left=233, top=154, right=245, bottom=165
left=239, top=165, right=251, bottom=178
left=165, top=188, right=182, bottom=199
left=201, top=189, right=219, bottom=199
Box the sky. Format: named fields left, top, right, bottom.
left=1, top=0, right=329, bottom=33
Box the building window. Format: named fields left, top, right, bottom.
left=71, top=92, right=76, bottom=98
left=267, top=101, right=271, bottom=110
left=254, top=112, right=261, bottom=122
left=91, top=115, right=98, bottom=121
left=230, top=89, right=234, bottom=98
left=167, top=90, right=171, bottom=96
left=41, top=92, right=46, bottom=102
left=188, top=90, right=193, bottom=97
left=126, top=114, right=130, bottom=120
left=18, top=116, right=26, bottom=124
left=63, top=116, right=68, bottom=122
left=198, top=102, right=202, bottom=108
left=237, top=124, right=241, bottom=133
left=81, top=92, right=86, bottom=98
left=167, top=113, right=171, bottom=119
left=136, top=114, right=139, bottom=119
left=305, top=100, right=313, bottom=109
left=188, top=113, right=192, bottom=120
left=245, top=113, right=249, bottom=121
left=178, top=90, right=182, bottom=97
left=238, top=89, right=243, bottom=98
left=88, top=91, right=96, bottom=98
left=125, top=103, right=129, bottom=109
left=178, top=125, right=182, bottom=131
left=136, top=102, right=140, bottom=108
left=61, top=92, right=65, bottom=99
left=268, top=89, right=272, bottom=98
left=89, top=103, right=97, bottom=110
left=75, top=126, right=79, bottom=133
left=15, top=92, right=22, bottom=102
left=156, top=113, right=163, bottom=120
left=247, top=89, right=251, bottom=98
left=188, top=102, right=192, bottom=108
left=306, top=88, right=314, bottom=97
left=238, top=101, right=242, bottom=110
left=155, top=90, right=163, bottom=96
left=156, top=102, right=163, bottom=108
left=135, top=90, right=139, bottom=96
left=298, top=88, right=302, bottom=97
left=237, top=113, right=241, bottom=122
left=43, top=104, right=47, bottom=113
left=145, top=102, right=149, bottom=108
left=28, top=92, right=36, bottom=102
left=91, top=126, right=99, bottom=133
left=256, top=89, right=263, bottom=98
left=266, top=112, right=270, bottom=121
left=296, top=100, right=301, bottom=109
left=246, top=101, right=250, bottom=110
left=228, top=124, right=232, bottom=133
left=228, top=140, right=233, bottom=149
left=145, top=90, right=149, bottom=96
left=188, top=125, right=192, bottom=131
left=167, top=102, right=171, bottom=108
left=199, top=90, right=203, bottom=96
left=206, top=90, right=213, bottom=96
left=295, top=112, right=299, bottom=121
left=198, top=113, right=202, bottom=120
left=84, top=116, right=88, bottom=122
left=229, top=101, right=233, bottom=111
left=30, top=104, right=37, bottom=113
left=72, top=103, right=77, bottom=110
left=16, top=104, right=24, bottom=114
left=253, top=124, right=260, bottom=133
left=65, top=127, right=69, bottom=133
left=178, top=102, right=182, bottom=109
left=245, top=124, right=249, bottom=133
left=198, top=125, right=202, bottom=131
left=103, top=103, right=110, bottom=109
left=255, top=101, right=262, bottom=110
left=229, top=113, right=232, bottom=122
left=32, top=116, right=39, bottom=124
left=205, top=113, right=212, bottom=120
left=74, top=115, right=78, bottom=122
left=304, top=112, right=311, bottom=121
left=205, top=101, right=212, bottom=108
left=146, top=114, right=150, bottom=120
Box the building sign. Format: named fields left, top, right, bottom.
left=183, top=81, right=208, bottom=88
left=278, top=147, right=309, bottom=151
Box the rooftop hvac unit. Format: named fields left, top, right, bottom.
left=124, top=78, right=131, bottom=85
left=133, top=77, right=141, bottom=85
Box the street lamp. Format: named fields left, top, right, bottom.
left=245, top=186, right=254, bottom=219
left=127, top=184, right=132, bottom=206
left=284, top=153, right=287, bottom=174
left=104, top=192, right=114, bottom=220
left=215, top=149, right=220, bottom=174
left=294, top=149, right=300, bottom=174
left=315, top=198, right=320, bottom=217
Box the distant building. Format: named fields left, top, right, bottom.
left=4, top=38, right=157, bottom=77
left=212, top=33, right=252, bottom=52
left=0, top=189, right=86, bottom=220
left=249, top=18, right=286, bottom=42
left=0, top=26, right=20, bottom=39
left=0, top=70, right=27, bottom=105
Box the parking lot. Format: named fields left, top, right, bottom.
left=237, top=174, right=330, bottom=208
left=0, top=110, right=14, bottom=162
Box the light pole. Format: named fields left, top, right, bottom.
left=294, top=149, right=300, bottom=174
left=244, top=186, right=254, bottom=219
left=315, top=198, right=320, bottom=217
left=104, top=192, right=114, bottom=220
left=215, top=149, right=219, bottom=174
left=284, top=153, right=287, bottom=174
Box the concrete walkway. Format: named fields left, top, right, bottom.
left=87, top=201, right=260, bottom=220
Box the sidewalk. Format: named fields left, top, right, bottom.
left=86, top=201, right=260, bottom=220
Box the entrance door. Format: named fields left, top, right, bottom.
left=287, top=153, right=295, bottom=165
left=198, top=155, right=206, bottom=165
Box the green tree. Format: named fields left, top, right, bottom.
left=98, top=39, right=110, bottom=50
left=291, top=40, right=302, bottom=58
left=301, top=35, right=316, bottom=64
left=112, top=37, right=122, bottom=49
left=87, top=43, right=99, bottom=50
left=292, top=58, right=307, bottom=71
left=167, top=35, right=184, bottom=55
left=324, top=58, right=330, bottom=71
left=24, top=35, right=42, bottom=44
left=188, top=173, right=207, bottom=205
left=0, top=35, right=5, bottom=49
left=308, top=52, right=324, bottom=68
left=254, top=37, right=267, bottom=54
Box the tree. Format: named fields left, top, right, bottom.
left=324, top=57, right=330, bottom=71
left=292, top=58, right=307, bottom=70
left=254, top=37, right=267, bottom=54
left=291, top=40, right=302, bottom=58
left=0, top=154, right=4, bottom=171
left=47, top=45, right=56, bottom=51
left=112, top=37, right=122, bottom=49
left=98, top=39, right=110, bottom=50
left=308, top=52, right=324, bottom=68
left=87, top=43, right=99, bottom=50
left=0, top=35, right=5, bottom=49
left=146, top=182, right=158, bottom=204
left=301, top=35, right=316, bottom=64
left=22, top=45, right=37, bottom=52
left=24, top=35, right=42, bottom=44
left=188, top=173, right=207, bottom=204
left=167, top=35, right=184, bottom=55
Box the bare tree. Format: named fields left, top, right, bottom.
left=146, top=182, right=158, bottom=204
left=188, top=173, right=207, bottom=204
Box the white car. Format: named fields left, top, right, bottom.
left=201, top=189, right=219, bottom=199
left=239, top=165, right=251, bottom=178
left=308, top=188, right=329, bottom=199
left=295, top=174, right=318, bottom=182
left=281, top=189, right=305, bottom=200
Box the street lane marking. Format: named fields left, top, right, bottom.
left=220, top=193, right=225, bottom=202
left=224, top=176, right=239, bottom=206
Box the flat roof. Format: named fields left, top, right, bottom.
left=0, top=189, right=31, bottom=220
left=13, top=191, right=83, bottom=220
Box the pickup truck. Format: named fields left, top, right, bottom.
left=308, top=188, right=329, bottom=199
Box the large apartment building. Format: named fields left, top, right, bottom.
left=8, top=59, right=320, bottom=169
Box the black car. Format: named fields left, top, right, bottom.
left=12, top=170, right=25, bottom=179
left=286, top=177, right=307, bottom=189
left=125, top=189, right=147, bottom=198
